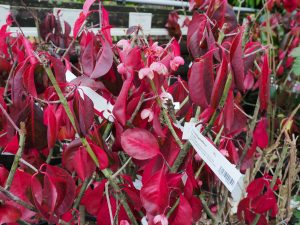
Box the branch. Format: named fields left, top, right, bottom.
left=5, top=122, right=26, bottom=190
left=43, top=63, right=139, bottom=225
left=149, top=79, right=183, bottom=149
left=0, top=185, right=36, bottom=212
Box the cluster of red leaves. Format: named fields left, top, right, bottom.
left=238, top=175, right=281, bottom=225
left=1, top=0, right=296, bottom=224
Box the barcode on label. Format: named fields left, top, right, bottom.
left=218, top=167, right=235, bottom=186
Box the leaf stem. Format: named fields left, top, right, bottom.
left=149, top=79, right=183, bottom=149
left=5, top=122, right=26, bottom=190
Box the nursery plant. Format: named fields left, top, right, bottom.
left=0, top=0, right=299, bottom=225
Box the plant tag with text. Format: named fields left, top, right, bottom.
left=183, top=123, right=244, bottom=200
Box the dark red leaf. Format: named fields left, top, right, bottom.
left=89, top=143, right=109, bottom=169
left=187, top=12, right=207, bottom=59
left=73, top=146, right=96, bottom=181
left=81, top=32, right=95, bottom=77
left=50, top=56, right=66, bottom=83
left=190, top=196, right=202, bottom=223
left=252, top=189, right=277, bottom=214
left=223, top=90, right=234, bottom=133
left=230, top=30, right=245, bottom=92
left=76, top=91, right=94, bottom=136
left=170, top=195, right=193, bottom=225
left=283, top=0, right=297, bottom=12
left=23, top=63, right=37, bottom=98
left=246, top=177, right=267, bottom=199
left=210, top=51, right=228, bottom=109
left=253, top=117, right=268, bottom=149
left=81, top=180, right=107, bottom=216
left=244, top=71, right=254, bottom=90
left=90, top=39, right=113, bottom=79
left=31, top=164, right=76, bottom=223
left=113, top=76, right=133, bottom=126
left=259, top=54, right=270, bottom=112
left=140, top=166, right=169, bottom=215
left=121, top=128, right=160, bottom=160
left=188, top=49, right=215, bottom=109
left=43, top=104, right=58, bottom=149
left=97, top=196, right=130, bottom=225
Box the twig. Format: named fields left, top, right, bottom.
left=106, top=181, right=114, bottom=225
left=200, top=195, right=219, bottom=224
left=171, top=72, right=233, bottom=173
left=0, top=103, right=21, bottom=133
left=166, top=197, right=180, bottom=218
left=127, top=92, right=145, bottom=125
left=0, top=185, right=36, bottom=211
left=111, top=157, right=132, bottom=179
left=150, top=79, right=183, bottom=149
left=79, top=205, right=86, bottom=225
left=43, top=62, right=138, bottom=225
left=5, top=122, right=26, bottom=190
left=238, top=98, right=260, bottom=168
left=4, top=60, right=18, bottom=99
left=73, top=174, right=95, bottom=211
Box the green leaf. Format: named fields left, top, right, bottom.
left=290, top=46, right=300, bottom=57
left=292, top=58, right=300, bottom=76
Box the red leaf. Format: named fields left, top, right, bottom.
left=31, top=165, right=76, bottom=223
left=187, top=12, right=207, bottom=59
left=283, top=0, right=297, bottom=12
left=101, top=7, right=113, bottom=45
left=73, top=146, right=96, bottom=181
left=73, top=12, right=86, bottom=38
left=246, top=177, right=267, bottom=199
left=188, top=49, right=214, bottom=109
left=90, top=39, right=113, bottom=79
left=81, top=32, right=95, bottom=76
left=190, top=196, right=202, bottom=223
left=89, top=143, right=109, bottom=169
left=253, top=117, right=268, bottom=149
left=50, top=56, right=66, bottom=83
left=112, top=76, right=133, bottom=126
left=219, top=139, right=239, bottom=164
left=244, top=71, right=254, bottom=90
left=170, top=195, right=193, bottom=225
left=210, top=51, right=228, bottom=109
left=121, top=128, right=160, bottom=160
left=252, top=189, right=277, bottom=214
left=223, top=90, right=234, bottom=133
left=21, top=36, right=37, bottom=65
left=259, top=55, right=270, bottom=112
left=0, top=204, right=21, bottom=224
left=230, top=30, right=245, bottom=92
left=83, top=0, right=95, bottom=15
left=140, top=167, right=169, bottom=215
left=97, top=196, right=130, bottom=225
left=76, top=91, right=94, bottom=136
left=23, top=63, right=37, bottom=98
left=81, top=180, right=107, bottom=216
left=44, top=105, right=58, bottom=149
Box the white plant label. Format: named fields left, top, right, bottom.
left=183, top=123, right=244, bottom=200
left=0, top=5, right=10, bottom=26
left=129, top=12, right=152, bottom=31
left=66, top=70, right=114, bottom=122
